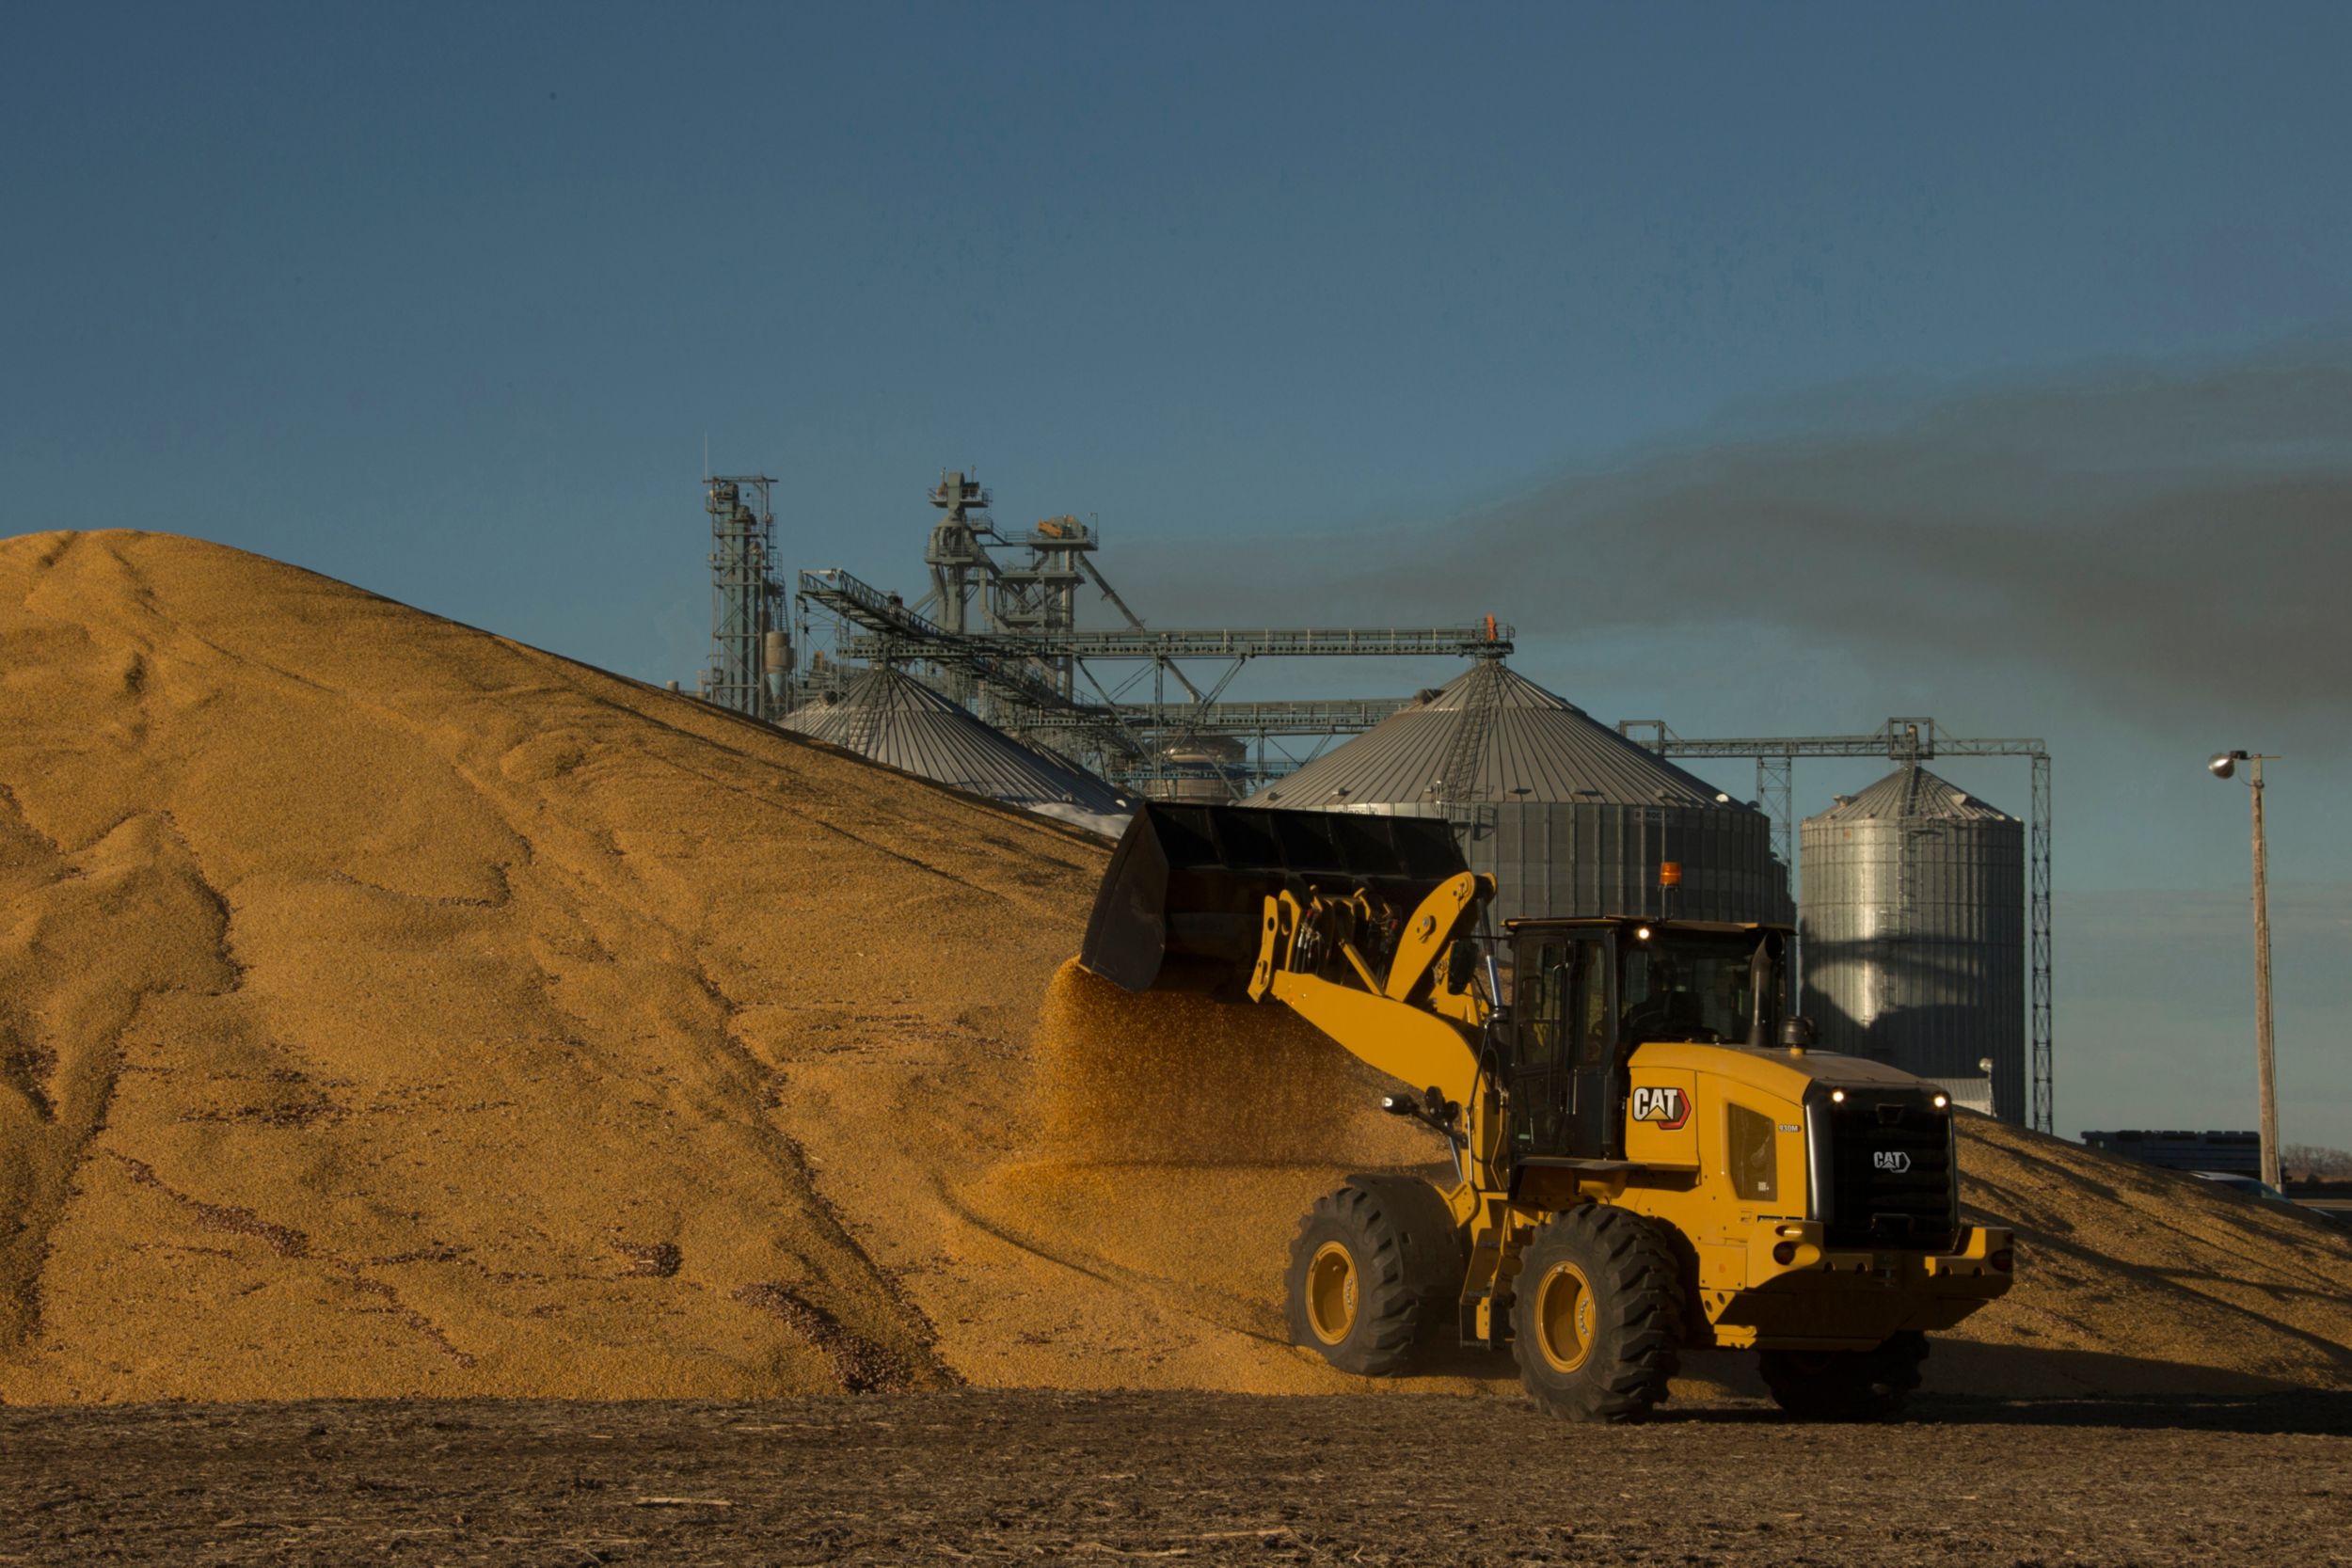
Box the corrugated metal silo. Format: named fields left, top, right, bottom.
left=1244, top=662, right=1790, bottom=926
left=1143, top=734, right=1250, bottom=803
left=786, top=666, right=1135, bottom=834
left=1800, top=765, right=2026, bottom=1122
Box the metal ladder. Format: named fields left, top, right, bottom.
left=1436, top=659, right=1502, bottom=825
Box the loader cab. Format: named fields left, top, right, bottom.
left=1503, top=919, right=1789, bottom=1163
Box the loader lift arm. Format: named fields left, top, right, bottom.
left=1078, top=803, right=1504, bottom=1195
left=1247, top=871, right=1490, bottom=1118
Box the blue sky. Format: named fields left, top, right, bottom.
left=4, top=2, right=2347, bottom=1145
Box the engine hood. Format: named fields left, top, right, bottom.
left=1628, top=1041, right=1937, bottom=1105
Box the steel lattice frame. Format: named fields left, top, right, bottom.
left=799, top=564, right=1511, bottom=789
left=705, top=475, right=784, bottom=720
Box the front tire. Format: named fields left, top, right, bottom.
left=1284, top=1176, right=1462, bottom=1375
left=1509, top=1205, right=1682, bottom=1422
left=1758, top=1331, right=1929, bottom=1421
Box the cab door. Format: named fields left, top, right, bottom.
left=1511, top=931, right=1615, bottom=1160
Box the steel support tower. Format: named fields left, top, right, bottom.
left=704, top=475, right=787, bottom=721
left=1616, top=717, right=2054, bottom=1135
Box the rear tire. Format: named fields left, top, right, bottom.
left=1284, top=1176, right=1463, bottom=1375
left=1509, top=1205, right=1682, bottom=1422
left=1758, top=1331, right=1929, bottom=1421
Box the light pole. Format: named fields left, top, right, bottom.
left=2208, top=750, right=2280, bottom=1189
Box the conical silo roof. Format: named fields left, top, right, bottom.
left=1245, top=661, right=1731, bottom=810
left=1810, top=764, right=2012, bottom=823
left=785, top=667, right=1133, bottom=819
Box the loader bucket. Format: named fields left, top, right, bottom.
left=1079, top=802, right=1469, bottom=997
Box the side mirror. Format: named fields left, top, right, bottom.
left=1780, top=1016, right=1818, bottom=1051
left=1445, top=939, right=1478, bottom=990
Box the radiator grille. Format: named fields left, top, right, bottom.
left=1821, top=1095, right=1959, bottom=1251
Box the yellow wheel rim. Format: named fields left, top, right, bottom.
left=1535, top=1260, right=1597, bottom=1374
left=1306, top=1241, right=1359, bottom=1345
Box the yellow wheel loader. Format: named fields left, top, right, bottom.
left=1078, top=803, right=2014, bottom=1422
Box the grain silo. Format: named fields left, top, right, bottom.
left=1800, top=765, right=2025, bottom=1121
left=1144, top=734, right=1250, bottom=803
left=785, top=666, right=1135, bottom=835
left=1244, top=662, right=1789, bottom=926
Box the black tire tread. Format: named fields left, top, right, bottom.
left=1509, top=1204, right=1683, bottom=1423
left=1341, top=1174, right=1465, bottom=1333
left=1284, top=1176, right=1461, bottom=1376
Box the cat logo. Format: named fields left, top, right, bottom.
left=1630, top=1085, right=1690, bottom=1131
left=1873, top=1149, right=1914, bottom=1174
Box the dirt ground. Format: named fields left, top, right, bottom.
left=5, top=1390, right=2349, bottom=1567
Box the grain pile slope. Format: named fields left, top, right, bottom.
left=0, top=530, right=1109, bottom=1402
left=1941, top=1116, right=2352, bottom=1395
left=6, top=530, right=2349, bottom=1406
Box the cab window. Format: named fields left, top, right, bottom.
left=1513, top=939, right=1607, bottom=1073
left=1570, top=942, right=1609, bottom=1067
left=1516, top=942, right=1566, bottom=1070
left=1623, top=937, right=1758, bottom=1044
